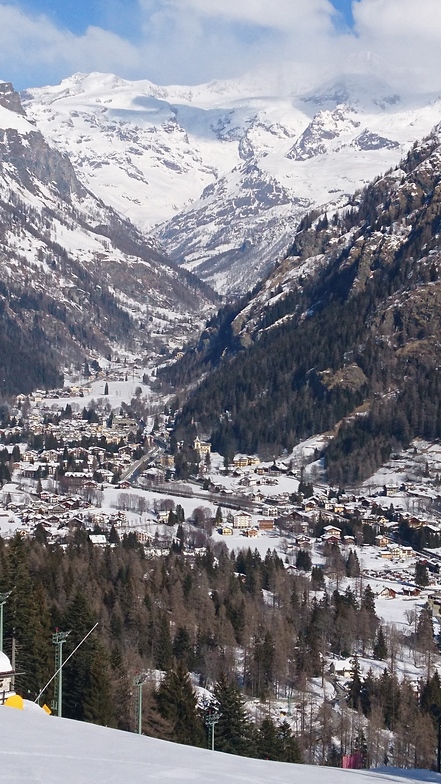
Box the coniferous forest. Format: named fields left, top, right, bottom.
left=1, top=530, right=441, bottom=768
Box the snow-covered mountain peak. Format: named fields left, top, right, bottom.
left=22, top=68, right=441, bottom=296
left=301, top=73, right=402, bottom=113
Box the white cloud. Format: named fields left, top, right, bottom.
left=1, top=0, right=441, bottom=95
left=153, top=0, right=335, bottom=33
left=0, top=5, right=141, bottom=87
left=352, top=0, right=441, bottom=91
left=135, top=0, right=345, bottom=86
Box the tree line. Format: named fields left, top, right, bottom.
left=1, top=530, right=441, bottom=767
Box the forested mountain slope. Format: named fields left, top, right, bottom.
left=1, top=530, right=438, bottom=769
left=0, top=81, right=216, bottom=396
left=166, top=125, right=441, bottom=485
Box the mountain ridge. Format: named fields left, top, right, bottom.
left=22, top=69, right=441, bottom=296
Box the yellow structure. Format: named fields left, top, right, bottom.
left=4, top=694, right=24, bottom=710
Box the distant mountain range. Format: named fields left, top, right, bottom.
left=23, top=70, right=441, bottom=296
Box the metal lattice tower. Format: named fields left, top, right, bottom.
left=134, top=673, right=148, bottom=734
left=204, top=704, right=221, bottom=751
left=51, top=630, right=70, bottom=717
left=0, top=590, right=12, bottom=653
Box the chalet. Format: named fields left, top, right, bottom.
left=22, top=464, right=42, bottom=480
left=331, top=659, right=353, bottom=678
left=377, top=586, right=397, bottom=599
left=233, top=455, right=249, bottom=469
left=193, top=437, right=211, bottom=458
left=402, top=586, right=421, bottom=597
left=322, top=524, right=342, bottom=540
left=239, top=475, right=258, bottom=487
left=233, top=511, right=253, bottom=530
left=303, top=499, right=317, bottom=512
left=112, top=416, right=138, bottom=434
left=408, top=517, right=423, bottom=529
left=60, top=498, right=80, bottom=511
left=387, top=543, right=404, bottom=559
left=134, top=530, right=150, bottom=544
left=375, top=534, right=390, bottom=548
left=88, top=534, right=108, bottom=547
left=221, top=525, right=233, bottom=536
left=296, top=535, right=312, bottom=548
left=243, top=528, right=258, bottom=537
left=258, top=519, right=275, bottom=531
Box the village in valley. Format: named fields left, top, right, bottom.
left=2, top=360, right=441, bottom=620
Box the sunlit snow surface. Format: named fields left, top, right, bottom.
left=0, top=704, right=438, bottom=784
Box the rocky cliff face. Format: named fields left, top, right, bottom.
left=0, top=82, right=25, bottom=114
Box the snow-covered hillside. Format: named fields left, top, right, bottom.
left=22, top=69, right=441, bottom=295
left=0, top=79, right=217, bottom=394
left=0, top=703, right=435, bottom=784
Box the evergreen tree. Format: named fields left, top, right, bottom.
left=345, top=549, right=360, bottom=577
left=361, top=585, right=376, bottom=615
left=311, top=565, right=325, bottom=589
left=277, top=720, right=302, bottom=762
left=172, top=626, right=192, bottom=668
left=258, top=717, right=284, bottom=760
left=415, top=561, right=429, bottom=587
left=153, top=613, right=173, bottom=670
left=215, top=506, right=223, bottom=526
left=214, top=673, right=255, bottom=756
left=154, top=662, right=204, bottom=746
left=373, top=626, right=388, bottom=660
left=420, top=670, right=441, bottom=721
left=82, top=641, right=114, bottom=726
left=296, top=548, right=312, bottom=571
left=5, top=534, right=52, bottom=700
left=109, top=645, right=131, bottom=731
left=348, top=655, right=363, bottom=710
left=253, top=630, right=275, bottom=697
left=109, top=525, right=120, bottom=545
left=62, top=590, right=111, bottom=724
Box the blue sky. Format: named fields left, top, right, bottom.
left=1, top=0, right=440, bottom=93
left=15, top=0, right=355, bottom=38
left=18, top=0, right=144, bottom=38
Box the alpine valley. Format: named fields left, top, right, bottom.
left=2, top=67, right=441, bottom=480
left=0, top=80, right=217, bottom=396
